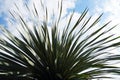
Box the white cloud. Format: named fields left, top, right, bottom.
left=94, top=0, right=120, bottom=36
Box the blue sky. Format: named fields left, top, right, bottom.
left=75, top=0, right=94, bottom=12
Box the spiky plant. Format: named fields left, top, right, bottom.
left=0, top=1, right=120, bottom=80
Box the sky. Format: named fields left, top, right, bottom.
left=0, top=0, right=120, bottom=80
left=0, top=0, right=120, bottom=35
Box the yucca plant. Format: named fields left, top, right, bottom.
left=0, top=0, right=120, bottom=80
